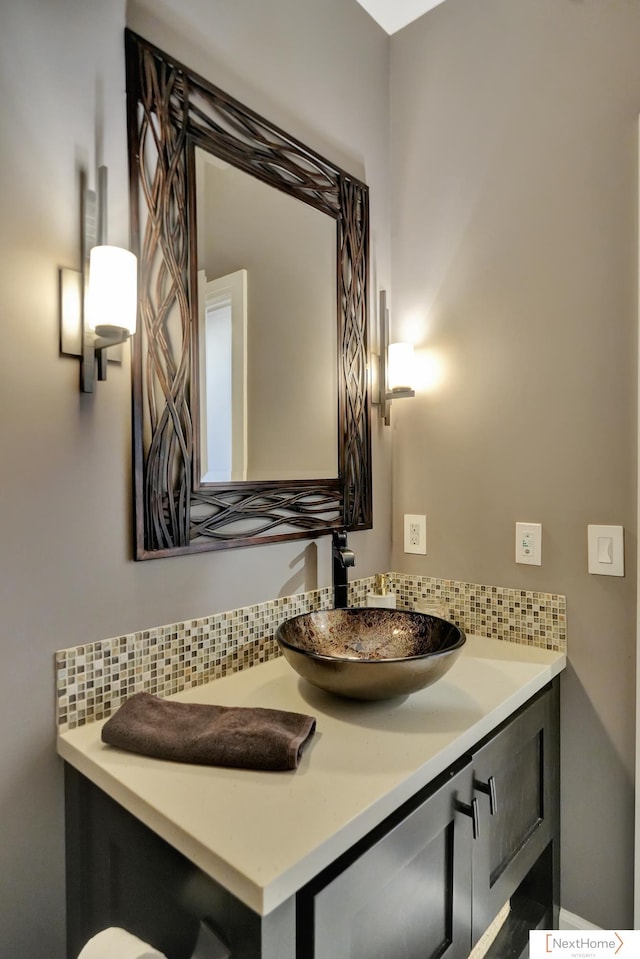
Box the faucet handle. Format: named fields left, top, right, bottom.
left=332, top=529, right=348, bottom=549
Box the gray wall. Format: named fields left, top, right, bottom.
left=2, top=0, right=635, bottom=948
left=390, top=0, right=638, bottom=928
left=0, top=1, right=390, bottom=956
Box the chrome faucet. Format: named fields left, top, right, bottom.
left=332, top=529, right=355, bottom=609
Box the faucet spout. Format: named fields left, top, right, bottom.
left=332, top=530, right=355, bottom=609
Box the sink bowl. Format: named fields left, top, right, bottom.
left=275, top=608, right=466, bottom=701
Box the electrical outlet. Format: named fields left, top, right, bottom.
left=515, top=522, right=542, bottom=566
left=404, top=514, right=426, bottom=555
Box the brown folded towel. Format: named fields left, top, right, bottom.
left=101, top=692, right=316, bottom=771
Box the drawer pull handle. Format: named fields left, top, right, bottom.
left=474, top=775, right=498, bottom=815
left=456, top=796, right=480, bottom=839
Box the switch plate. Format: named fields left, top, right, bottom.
left=404, top=514, right=426, bottom=554
left=588, top=524, right=624, bottom=576
left=515, top=522, right=542, bottom=566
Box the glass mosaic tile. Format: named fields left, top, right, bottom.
left=55, top=576, right=566, bottom=730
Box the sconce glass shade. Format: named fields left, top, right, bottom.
left=387, top=342, right=415, bottom=392
left=86, top=245, right=137, bottom=334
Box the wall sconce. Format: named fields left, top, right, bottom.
left=372, top=290, right=415, bottom=425
left=59, top=166, right=137, bottom=393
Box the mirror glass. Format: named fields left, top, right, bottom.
left=126, top=30, right=371, bottom=558
left=195, top=149, right=338, bottom=483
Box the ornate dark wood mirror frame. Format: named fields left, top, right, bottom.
left=125, top=30, right=372, bottom=559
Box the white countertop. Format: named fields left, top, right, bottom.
left=57, top=635, right=565, bottom=916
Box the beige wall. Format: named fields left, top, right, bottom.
left=0, top=2, right=390, bottom=956
left=390, top=0, right=638, bottom=928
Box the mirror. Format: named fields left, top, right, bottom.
left=125, top=30, right=372, bottom=558
left=195, top=148, right=338, bottom=483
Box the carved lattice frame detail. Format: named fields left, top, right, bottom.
left=125, top=30, right=372, bottom=559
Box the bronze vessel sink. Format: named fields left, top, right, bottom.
left=276, top=608, right=466, bottom=701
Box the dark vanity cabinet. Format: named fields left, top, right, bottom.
left=300, top=680, right=559, bottom=959
left=65, top=681, right=559, bottom=959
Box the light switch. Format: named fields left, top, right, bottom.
left=597, top=536, right=613, bottom=565
left=588, top=525, right=624, bottom=576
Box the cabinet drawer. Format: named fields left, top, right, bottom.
left=305, top=765, right=474, bottom=959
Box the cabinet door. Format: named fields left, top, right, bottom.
left=65, top=766, right=293, bottom=959
left=470, top=683, right=559, bottom=943
left=309, top=765, right=474, bottom=959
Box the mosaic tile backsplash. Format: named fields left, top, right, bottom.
left=55, top=574, right=566, bottom=730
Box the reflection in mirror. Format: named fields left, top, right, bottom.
left=198, top=267, right=248, bottom=482
left=126, top=30, right=371, bottom=557
left=195, top=149, right=338, bottom=482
